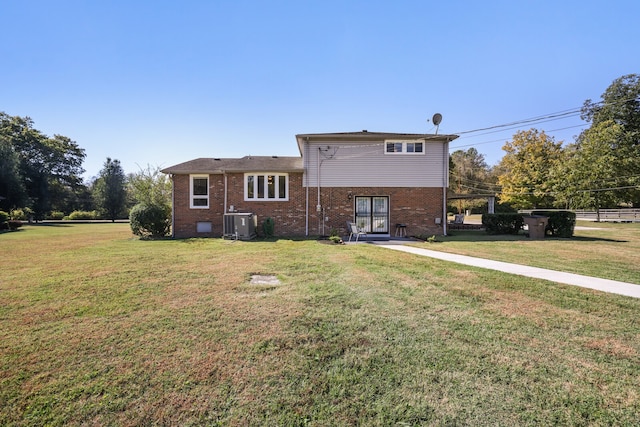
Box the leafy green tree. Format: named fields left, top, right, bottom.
left=0, top=112, right=87, bottom=218
left=93, top=158, right=127, bottom=221
left=127, top=165, right=172, bottom=208
left=555, top=121, right=623, bottom=218
left=449, top=148, right=492, bottom=213
left=0, top=135, right=27, bottom=211
left=497, top=129, right=563, bottom=209
left=581, top=74, right=640, bottom=205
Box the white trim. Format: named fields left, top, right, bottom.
left=190, top=174, right=209, bottom=209
left=244, top=173, right=289, bottom=201
left=384, top=140, right=425, bottom=155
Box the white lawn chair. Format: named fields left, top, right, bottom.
left=347, top=221, right=367, bottom=242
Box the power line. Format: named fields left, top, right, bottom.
left=450, top=124, right=586, bottom=150
left=452, top=109, right=582, bottom=136
left=447, top=94, right=640, bottom=150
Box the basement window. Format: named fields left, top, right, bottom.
left=196, top=222, right=212, bottom=233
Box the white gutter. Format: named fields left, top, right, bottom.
left=170, top=174, right=176, bottom=237
left=317, top=146, right=321, bottom=235
left=223, top=173, right=228, bottom=213
left=305, top=138, right=309, bottom=236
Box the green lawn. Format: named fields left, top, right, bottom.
left=1, top=223, right=639, bottom=426
left=426, top=221, right=640, bottom=284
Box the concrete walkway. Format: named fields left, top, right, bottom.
left=376, top=244, right=640, bottom=299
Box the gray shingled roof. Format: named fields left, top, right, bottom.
left=295, top=131, right=459, bottom=141
left=161, top=156, right=303, bottom=174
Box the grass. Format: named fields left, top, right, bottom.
left=1, top=223, right=640, bottom=425
left=426, top=221, right=640, bottom=284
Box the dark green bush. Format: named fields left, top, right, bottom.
left=8, top=220, right=22, bottom=230
left=0, top=211, right=9, bottom=223
left=482, top=213, right=524, bottom=234
left=130, top=203, right=170, bottom=238
left=531, top=210, right=576, bottom=237
left=263, top=217, right=275, bottom=237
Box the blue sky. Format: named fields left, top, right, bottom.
left=3, top=0, right=639, bottom=180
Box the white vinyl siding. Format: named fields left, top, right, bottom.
left=304, top=141, right=447, bottom=187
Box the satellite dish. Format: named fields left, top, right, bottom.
left=432, top=113, right=442, bottom=126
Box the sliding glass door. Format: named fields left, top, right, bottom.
left=355, top=196, right=389, bottom=233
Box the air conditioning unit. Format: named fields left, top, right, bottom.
left=223, top=213, right=257, bottom=240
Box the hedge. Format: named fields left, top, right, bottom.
left=482, top=213, right=524, bottom=234
left=66, top=210, right=100, bottom=220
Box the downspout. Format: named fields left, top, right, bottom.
left=317, top=146, right=321, bottom=235
left=305, top=138, right=309, bottom=236
left=223, top=173, right=228, bottom=213
left=171, top=174, right=175, bottom=237
left=443, top=137, right=449, bottom=236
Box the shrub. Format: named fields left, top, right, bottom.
left=66, top=210, right=99, bottom=220
left=0, top=211, right=9, bottom=224
left=263, top=217, right=275, bottom=238
left=47, top=211, right=65, bottom=220
left=531, top=210, right=576, bottom=238
left=482, top=213, right=524, bottom=234
left=9, top=208, right=31, bottom=220
left=328, top=235, right=343, bottom=244
left=129, top=203, right=170, bottom=238
left=8, top=220, right=22, bottom=230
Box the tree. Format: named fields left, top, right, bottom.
left=449, top=148, right=493, bottom=213
left=581, top=74, right=640, bottom=205
left=93, top=158, right=127, bottom=221
left=497, top=129, right=563, bottom=209
left=0, top=112, right=87, bottom=218
left=127, top=165, right=172, bottom=208
left=556, top=121, right=622, bottom=219
left=0, top=135, right=27, bottom=211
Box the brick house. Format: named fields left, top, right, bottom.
left=161, top=131, right=458, bottom=239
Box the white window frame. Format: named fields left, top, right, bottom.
left=244, top=173, right=289, bottom=201
left=384, top=140, right=425, bottom=155
left=190, top=174, right=209, bottom=209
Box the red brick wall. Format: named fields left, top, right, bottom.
left=307, top=186, right=444, bottom=237
left=171, top=173, right=444, bottom=238
left=171, top=173, right=308, bottom=238
left=172, top=174, right=224, bottom=238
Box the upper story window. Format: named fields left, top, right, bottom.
left=245, top=173, right=288, bottom=201
left=190, top=174, right=209, bottom=208
left=385, top=140, right=424, bottom=155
